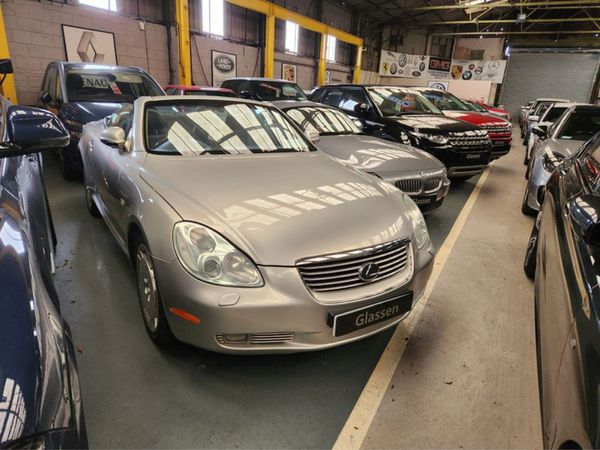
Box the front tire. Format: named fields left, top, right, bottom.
left=133, top=238, right=175, bottom=345
left=523, top=224, right=538, bottom=279
left=84, top=187, right=100, bottom=217
left=58, top=148, right=81, bottom=182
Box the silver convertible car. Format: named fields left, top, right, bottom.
left=272, top=100, right=450, bottom=214
left=78, top=96, right=435, bottom=353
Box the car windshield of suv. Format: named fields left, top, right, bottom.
left=465, top=101, right=487, bottom=113
left=543, top=107, right=567, bottom=123
left=184, top=90, right=237, bottom=97
left=145, top=101, right=313, bottom=155
left=252, top=82, right=307, bottom=101
left=285, top=106, right=361, bottom=136
left=558, top=110, right=600, bottom=140
left=420, top=90, right=470, bottom=111
left=66, top=68, right=163, bottom=102
left=367, top=87, right=441, bottom=116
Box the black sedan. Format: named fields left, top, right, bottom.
left=0, top=59, right=87, bottom=449
left=524, top=131, right=600, bottom=448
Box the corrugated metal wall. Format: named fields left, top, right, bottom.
left=499, top=51, right=600, bottom=117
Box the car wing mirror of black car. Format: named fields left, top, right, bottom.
left=567, top=194, right=600, bottom=245
left=39, top=90, right=53, bottom=105
left=1, top=106, right=69, bottom=157
left=239, top=90, right=256, bottom=100
left=354, top=103, right=369, bottom=115
left=100, top=126, right=127, bottom=150
left=532, top=125, right=547, bottom=138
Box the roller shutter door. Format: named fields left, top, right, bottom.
left=499, top=51, right=600, bottom=118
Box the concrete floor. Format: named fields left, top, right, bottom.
left=44, top=132, right=539, bottom=448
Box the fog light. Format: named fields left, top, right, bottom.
left=223, top=333, right=248, bottom=343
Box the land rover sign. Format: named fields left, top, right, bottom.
left=211, top=50, right=237, bottom=87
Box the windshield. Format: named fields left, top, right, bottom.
left=558, top=110, right=600, bottom=140
left=466, top=101, right=487, bottom=113
left=420, top=90, right=470, bottom=111
left=145, top=101, right=313, bottom=155
left=367, top=87, right=441, bottom=116
left=534, top=102, right=552, bottom=116
left=66, top=68, right=163, bottom=102
left=543, top=107, right=567, bottom=123
left=285, top=106, right=361, bottom=136
left=184, top=90, right=237, bottom=97
left=251, top=81, right=306, bottom=101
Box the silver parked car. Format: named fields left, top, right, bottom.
left=520, top=97, right=569, bottom=140
left=522, top=104, right=600, bottom=215
left=79, top=96, right=435, bottom=353
left=273, top=100, right=450, bottom=214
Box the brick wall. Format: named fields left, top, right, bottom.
left=2, top=0, right=170, bottom=105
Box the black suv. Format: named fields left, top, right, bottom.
left=38, top=61, right=164, bottom=180
left=310, top=84, right=492, bottom=178
left=221, top=77, right=307, bottom=102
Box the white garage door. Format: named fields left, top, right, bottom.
left=499, top=51, right=600, bottom=117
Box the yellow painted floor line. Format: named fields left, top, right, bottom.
left=333, top=166, right=493, bottom=450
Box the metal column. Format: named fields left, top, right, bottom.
left=176, top=0, right=192, bottom=86
left=0, top=4, right=17, bottom=103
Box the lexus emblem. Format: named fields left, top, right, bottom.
left=358, top=262, right=380, bottom=281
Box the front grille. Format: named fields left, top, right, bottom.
left=396, top=178, right=423, bottom=194
left=297, top=239, right=411, bottom=293
left=423, top=178, right=442, bottom=192
left=481, top=123, right=511, bottom=134
left=216, top=332, right=295, bottom=345
left=449, top=131, right=490, bottom=148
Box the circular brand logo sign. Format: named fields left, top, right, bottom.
left=429, top=82, right=447, bottom=91
left=358, top=263, right=380, bottom=281
left=215, top=55, right=234, bottom=73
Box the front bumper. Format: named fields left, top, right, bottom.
left=524, top=156, right=552, bottom=213
left=153, top=241, right=435, bottom=354
left=422, top=145, right=491, bottom=178
left=490, top=139, right=512, bottom=159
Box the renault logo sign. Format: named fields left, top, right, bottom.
left=358, top=262, right=380, bottom=281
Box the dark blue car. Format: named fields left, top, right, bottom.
left=0, top=59, right=87, bottom=449
left=38, top=61, right=164, bottom=180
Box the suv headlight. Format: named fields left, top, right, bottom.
left=403, top=195, right=430, bottom=250
left=410, top=131, right=448, bottom=145
left=173, top=222, right=263, bottom=287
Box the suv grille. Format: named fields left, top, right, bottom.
left=481, top=123, right=511, bottom=134
left=297, top=239, right=411, bottom=293
left=449, top=131, right=490, bottom=148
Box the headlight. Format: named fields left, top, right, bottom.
left=173, top=222, right=263, bottom=287
left=410, top=131, right=449, bottom=145
left=403, top=195, right=430, bottom=250
left=542, top=152, right=565, bottom=172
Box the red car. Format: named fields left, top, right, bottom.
left=415, top=88, right=512, bottom=160
left=475, top=101, right=512, bottom=123
left=163, top=85, right=237, bottom=97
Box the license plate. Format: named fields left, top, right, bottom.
left=466, top=153, right=482, bottom=159
left=329, top=293, right=413, bottom=337
left=413, top=197, right=432, bottom=205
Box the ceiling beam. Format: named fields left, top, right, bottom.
left=432, top=29, right=600, bottom=35
left=424, top=17, right=600, bottom=24
left=401, top=0, right=600, bottom=11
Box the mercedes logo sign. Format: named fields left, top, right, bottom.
left=358, top=262, right=380, bottom=281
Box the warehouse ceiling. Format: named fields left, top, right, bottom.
left=343, top=0, right=600, bottom=47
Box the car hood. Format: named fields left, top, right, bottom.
left=442, top=110, right=508, bottom=125
left=317, top=134, right=444, bottom=175
left=382, top=114, right=481, bottom=132
left=60, top=101, right=122, bottom=124
left=141, top=152, right=415, bottom=265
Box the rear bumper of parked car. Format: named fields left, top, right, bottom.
left=153, top=240, right=434, bottom=354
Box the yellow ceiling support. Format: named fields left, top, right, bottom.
left=226, top=0, right=363, bottom=84
left=317, top=32, right=327, bottom=86
left=265, top=11, right=275, bottom=78
left=0, top=5, right=17, bottom=103
left=176, top=0, right=192, bottom=86
left=352, top=46, right=363, bottom=84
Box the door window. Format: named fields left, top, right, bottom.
left=321, top=89, right=343, bottom=108
left=339, top=89, right=370, bottom=112
left=43, top=66, right=57, bottom=100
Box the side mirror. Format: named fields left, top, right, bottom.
left=1, top=106, right=69, bottom=157
left=529, top=115, right=540, bottom=123
left=40, top=90, right=53, bottom=105
left=354, top=102, right=369, bottom=115
left=305, top=126, right=320, bottom=144
left=0, top=59, right=13, bottom=75
left=568, top=194, right=600, bottom=244
left=531, top=125, right=547, bottom=138
left=100, top=126, right=126, bottom=149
